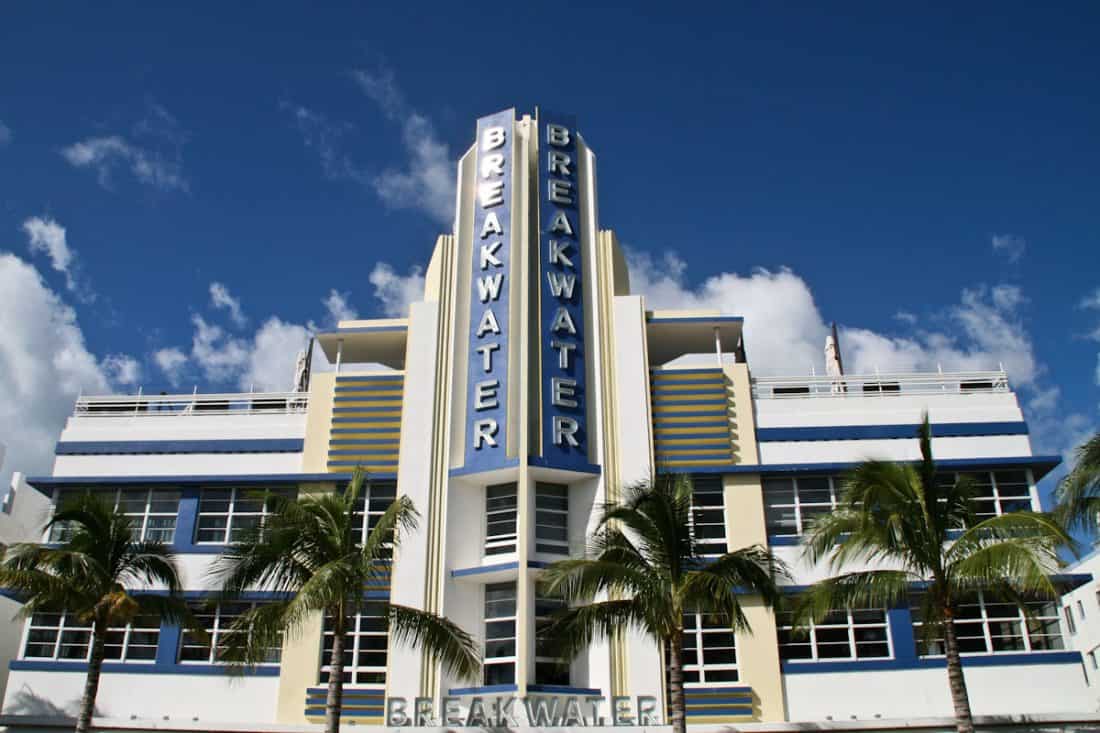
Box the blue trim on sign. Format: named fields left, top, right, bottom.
left=449, top=684, right=519, bottom=695
left=527, top=684, right=602, bottom=696
left=756, top=421, right=1029, bottom=443
left=8, top=660, right=280, bottom=676
left=781, top=651, right=1082, bottom=674
left=528, top=456, right=602, bottom=475
left=647, top=316, right=744, bottom=324
left=55, top=439, right=304, bottom=455
left=448, top=459, right=520, bottom=478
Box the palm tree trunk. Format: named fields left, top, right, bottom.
left=325, top=612, right=347, bottom=733
left=667, top=628, right=687, bottom=733
left=942, top=607, right=975, bottom=733
left=75, top=618, right=107, bottom=733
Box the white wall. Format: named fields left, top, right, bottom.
left=1, top=669, right=278, bottom=724
left=759, top=435, right=1034, bottom=466
left=1061, top=550, right=1100, bottom=706
left=753, top=392, right=1025, bottom=428
left=57, top=413, right=306, bottom=443
left=52, top=452, right=303, bottom=477
left=783, top=662, right=1093, bottom=720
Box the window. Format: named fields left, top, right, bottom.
left=1090, top=647, right=1100, bottom=671
left=350, top=481, right=398, bottom=546
left=49, top=488, right=180, bottom=543
left=535, top=590, right=570, bottom=685
left=690, top=476, right=726, bottom=556
left=763, top=476, right=838, bottom=537
left=1078, top=600, right=1086, bottom=619
left=911, top=592, right=1063, bottom=656
left=320, top=604, right=389, bottom=685
left=1095, top=588, right=1100, bottom=611
left=483, top=582, right=517, bottom=685
left=23, top=611, right=159, bottom=663
left=195, top=487, right=297, bottom=544
left=776, top=608, right=890, bottom=660
left=535, top=483, right=569, bottom=556
left=681, top=612, right=737, bottom=684
left=179, top=601, right=282, bottom=665
left=936, top=470, right=1034, bottom=520
left=485, top=483, right=518, bottom=556
left=1065, top=605, right=1078, bottom=635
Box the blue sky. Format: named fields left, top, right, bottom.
left=1, top=2, right=1098, bottom=506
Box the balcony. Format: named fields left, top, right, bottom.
left=73, top=391, right=309, bottom=418
left=751, top=370, right=1009, bottom=400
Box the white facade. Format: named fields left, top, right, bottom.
left=0, top=108, right=1093, bottom=732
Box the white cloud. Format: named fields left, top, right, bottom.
left=242, top=318, right=311, bottom=392
left=324, top=289, right=358, bottom=323
left=153, top=347, right=188, bottom=387
left=0, top=253, right=118, bottom=489
left=352, top=68, right=456, bottom=225
left=190, top=315, right=250, bottom=382
left=209, top=281, right=247, bottom=327
left=0, top=121, right=11, bottom=146
left=101, top=354, right=142, bottom=386
left=368, top=262, right=424, bottom=318
left=992, top=234, right=1026, bottom=264
left=61, top=135, right=188, bottom=192
left=22, top=217, right=77, bottom=292
left=894, top=311, right=917, bottom=325
left=283, top=103, right=368, bottom=184
left=626, top=247, right=1095, bottom=467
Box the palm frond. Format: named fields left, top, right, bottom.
left=539, top=599, right=651, bottom=660
left=1055, top=433, right=1100, bottom=532
left=388, top=603, right=481, bottom=681
left=791, top=570, right=914, bottom=629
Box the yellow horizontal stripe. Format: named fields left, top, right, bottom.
left=330, top=433, right=400, bottom=441
left=328, top=453, right=399, bottom=462
left=334, top=400, right=403, bottom=408
left=652, top=404, right=727, bottom=414
left=651, top=381, right=725, bottom=391
left=652, top=415, right=727, bottom=424
left=337, top=388, right=404, bottom=396
left=654, top=425, right=730, bottom=435
left=657, top=436, right=730, bottom=446
left=657, top=458, right=733, bottom=467
left=332, top=422, right=402, bottom=430
left=650, top=371, right=723, bottom=381
left=334, top=411, right=402, bottom=418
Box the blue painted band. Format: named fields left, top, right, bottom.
left=647, top=316, right=744, bottom=324
left=527, top=684, right=602, bottom=696
left=756, top=421, right=1029, bottom=442
left=528, top=456, right=602, bottom=474
left=452, top=561, right=519, bottom=577
left=684, top=686, right=752, bottom=694
left=448, top=684, right=519, bottom=695
left=650, top=368, right=725, bottom=375
left=326, top=463, right=397, bottom=474
left=304, top=708, right=381, bottom=717
left=781, top=650, right=1081, bottom=673
left=654, top=422, right=729, bottom=431
left=447, top=458, right=520, bottom=478
left=55, top=439, right=304, bottom=455
left=657, top=449, right=733, bottom=458
left=334, top=396, right=403, bottom=403
left=8, top=660, right=280, bottom=676
left=652, top=388, right=727, bottom=397
left=306, top=687, right=384, bottom=697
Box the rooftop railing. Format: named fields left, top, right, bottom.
left=751, top=370, right=1010, bottom=399
left=73, top=392, right=309, bottom=417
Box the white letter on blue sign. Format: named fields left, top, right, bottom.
left=550, top=210, right=574, bottom=236
left=482, top=126, right=506, bottom=151
left=548, top=240, right=573, bottom=267
left=549, top=151, right=571, bottom=176
left=547, top=124, right=570, bottom=147
left=475, top=380, right=499, bottom=410
left=476, top=308, right=501, bottom=337
left=553, top=416, right=580, bottom=446
left=479, top=181, right=504, bottom=207
left=480, top=212, right=503, bottom=238
left=548, top=179, right=573, bottom=205
left=477, top=273, right=503, bottom=302
left=480, top=241, right=502, bottom=269
left=551, top=307, right=577, bottom=335
left=476, top=343, right=499, bottom=372
left=552, top=377, right=577, bottom=408
left=473, top=419, right=498, bottom=448
left=546, top=271, right=576, bottom=299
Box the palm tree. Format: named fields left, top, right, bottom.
left=0, top=494, right=192, bottom=733
left=540, top=475, right=787, bottom=733
left=1054, top=431, right=1100, bottom=533
left=211, top=469, right=480, bottom=733
left=796, top=418, right=1070, bottom=733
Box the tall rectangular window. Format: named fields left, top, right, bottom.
left=1065, top=605, right=1077, bottom=635
left=178, top=601, right=282, bottom=665
left=763, top=476, right=838, bottom=537
left=485, top=483, right=518, bottom=556
left=776, top=608, right=890, bottom=660
left=681, top=612, right=738, bottom=685
left=483, top=582, right=517, bottom=685
left=23, top=611, right=159, bottom=663
left=690, top=476, right=726, bottom=556
left=48, top=488, right=180, bottom=543
left=350, top=481, right=398, bottom=546
left=534, top=590, right=570, bottom=685
left=535, top=483, right=569, bottom=556
left=320, top=604, right=389, bottom=686
left=911, top=592, right=1063, bottom=655
left=195, top=487, right=296, bottom=544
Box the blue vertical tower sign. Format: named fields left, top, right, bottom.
left=538, top=111, right=588, bottom=469
left=465, top=109, right=514, bottom=470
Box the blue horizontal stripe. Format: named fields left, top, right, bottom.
left=448, top=684, right=519, bottom=695
left=647, top=316, right=743, bottom=324
left=652, top=397, right=728, bottom=406
left=652, top=389, right=727, bottom=398
left=335, top=385, right=403, bottom=392
left=757, top=421, right=1029, bottom=442
left=527, top=684, right=602, bottom=696
left=327, top=463, right=398, bottom=472
left=767, top=535, right=801, bottom=546
left=656, top=455, right=1062, bottom=480
left=55, top=439, right=304, bottom=455
left=650, top=368, right=725, bottom=376
left=331, top=428, right=401, bottom=434
left=452, top=561, right=519, bottom=577
left=782, top=651, right=1081, bottom=674
left=9, top=660, right=280, bottom=676
left=685, top=686, right=752, bottom=694
left=527, top=456, right=602, bottom=474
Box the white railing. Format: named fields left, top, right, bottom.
left=751, top=370, right=1010, bottom=399
left=73, top=392, right=309, bottom=417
